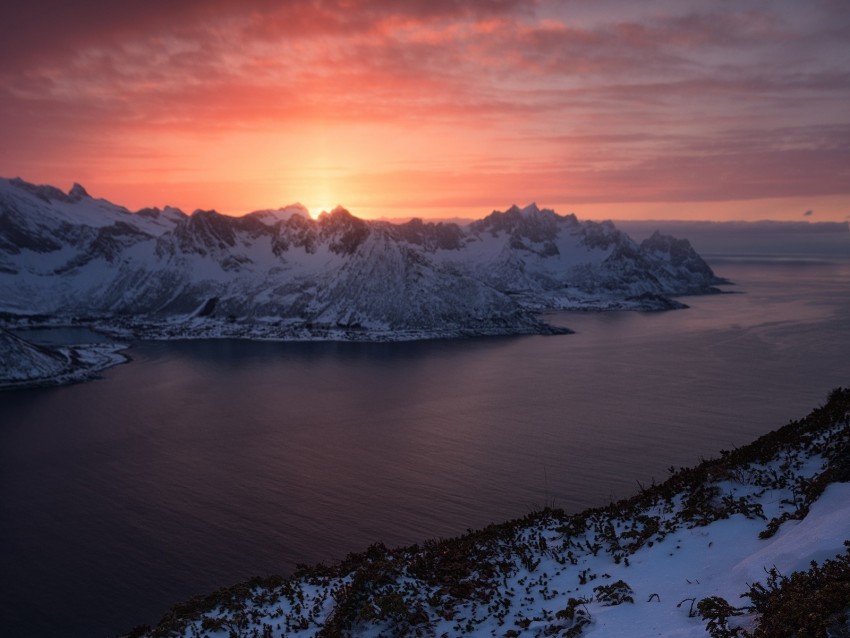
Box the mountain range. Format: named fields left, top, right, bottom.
left=0, top=177, right=726, bottom=341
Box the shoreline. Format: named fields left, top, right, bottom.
left=0, top=341, right=130, bottom=391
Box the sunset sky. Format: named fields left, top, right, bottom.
left=2, top=0, right=849, bottom=221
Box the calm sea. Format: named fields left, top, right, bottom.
left=1, top=258, right=849, bottom=637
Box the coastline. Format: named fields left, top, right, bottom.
left=0, top=340, right=129, bottom=391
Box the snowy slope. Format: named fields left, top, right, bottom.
left=0, top=327, right=127, bottom=388
left=0, top=178, right=726, bottom=340
left=0, top=327, right=70, bottom=381
left=436, top=204, right=721, bottom=310
left=122, top=388, right=850, bottom=638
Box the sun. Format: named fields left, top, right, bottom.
left=306, top=177, right=338, bottom=218
left=309, top=204, right=333, bottom=219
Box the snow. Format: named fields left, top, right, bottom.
left=0, top=327, right=128, bottom=388
left=124, top=393, right=850, bottom=638
left=0, top=177, right=183, bottom=235
left=732, top=482, right=850, bottom=583
left=1, top=177, right=725, bottom=339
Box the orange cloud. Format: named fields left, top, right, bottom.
left=1, top=1, right=849, bottom=220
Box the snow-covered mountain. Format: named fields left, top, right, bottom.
left=0, top=178, right=726, bottom=340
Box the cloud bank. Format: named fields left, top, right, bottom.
left=1, top=0, right=849, bottom=218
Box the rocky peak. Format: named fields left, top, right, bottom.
left=8, top=177, right=70, bottom=203
left=395, top=217, right=465, bottom=251
left=641, top=231, right=693, bottom=254
left=472, top=204, right=560, bottom=243
left=69, top=183, right=90, bottom=201
left=640, top=231, right=720, bottom=280
left=318, top=205, right=354, bottom=223
left=318, top=206, right=370, bottom=254
left=173, top=209, right=238, bottom=253
left=580, top=220, right=623, bottom=250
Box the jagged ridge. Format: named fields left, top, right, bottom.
left=0, top=178, right=727, bottom=340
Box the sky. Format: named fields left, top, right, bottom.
left=1, top=0, right=849, bottom=221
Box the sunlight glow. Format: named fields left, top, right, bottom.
left=1, top=3, right=847, bottom=221
left=309, top=204, right=333, bottom=219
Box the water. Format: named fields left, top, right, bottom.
left=1, top=258, right=849, bottom=637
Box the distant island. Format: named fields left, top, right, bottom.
left=119, top=388, right=850, bottom=637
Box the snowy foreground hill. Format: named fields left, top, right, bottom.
left=0, top=177, right=725, bottom=341
left=124, top=389, right=850, bottom=638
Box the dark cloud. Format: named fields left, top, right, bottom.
left=804, top=210, right=813, bottom=216
left=0, top=0, right=532, bottom=67
left=2, top=1, right=213, bottom=66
